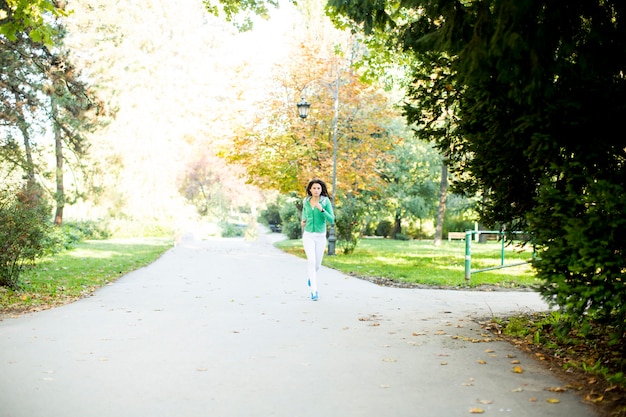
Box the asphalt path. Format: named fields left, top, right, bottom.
left=0, top=230, right=597, bottom=417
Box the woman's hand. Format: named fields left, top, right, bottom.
left=301, top=220, right=306, bottom=227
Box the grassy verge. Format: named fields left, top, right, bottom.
left=276, top=237, right=539, bottom=288
left=490, top=312, right=626, bottom=417
left=0, top=238, right=173, bottom=316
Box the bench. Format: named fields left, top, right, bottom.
left=447, top=232, right=466, bottom=241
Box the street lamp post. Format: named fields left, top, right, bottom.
left=296, top=75, right=339, bottom=255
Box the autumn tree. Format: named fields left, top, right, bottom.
left=222, top=37, right=398, bottom=200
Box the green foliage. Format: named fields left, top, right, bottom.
left=531, top=178, right=626, bottom=331
left=203, top=0, right=279, bottom=31
left=279, top=194, right=303, bottom=240
left=394, top=233, right=409, bottom=241
left=0, top=185, right=53, bottom=289
left=375, top=220, right=393, bottom=238
left=330, top=0, right=626, bottom=332
left=259, top=203, right=281, bottom=227
left=0, top=0, right=67, bottom=46
left=498, top=311, right=626, bottom=390
left=43, top=220, right=112, bottom=253
left=335, top=195, right=364, bottom=254
left=375, top=140, right=441, bottom=235
left=219, top=221, right=246, bottom=238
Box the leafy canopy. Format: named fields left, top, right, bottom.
left=328, top=0, right=626, bottom=332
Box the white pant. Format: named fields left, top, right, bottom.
left=302, top=231, right=326, bottom=293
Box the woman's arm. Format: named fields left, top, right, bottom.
left=321, top=198, right=335, bottom=224
left=301, top=198, right=309, bottom=227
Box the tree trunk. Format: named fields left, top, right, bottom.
left=434, top=163, right=448, bottom=246
left=53, top=99, right=64, bottom=226
left=393, top=211, right=402, bottom=238
left=15, top=93, right=36, bottom=186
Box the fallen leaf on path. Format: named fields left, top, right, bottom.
left=440, top=361, right=448, bottom=365
left=510, top=359, right=521, bottom=364
left=469, top=407, right=485, bottom=414
left=546, top=386, right=567, bottom=392
left=546, top=398, right=561, bottom=404
left=463, top=378, right=475, bottom=386
left=435, top=330, right=447, bottom=335
left=477, top=399, right=493, bottom=404
left=585, top=393, right=604, bottom=403
left=529, top=397, right=537, bottom=402
left=477, top=359, right=487, bottom=364
left=412, top=332, right=426, bottom=336
left=511, top=387, right=524, bottom=392
left=382, top=358, right=397, bottom=363
left=484, top=349, right=495, bottom=353
left=511, top=366, right=524, bottom=373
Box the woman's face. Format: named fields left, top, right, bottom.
left=310, top=183, right=322, bottom=196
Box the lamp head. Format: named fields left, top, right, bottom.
left=296, top=97, right=310, bottom=119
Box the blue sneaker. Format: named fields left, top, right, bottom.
left=311, top=292, right=319, bottom=301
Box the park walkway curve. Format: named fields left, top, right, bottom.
left=0, top=229, right=597, bottom=417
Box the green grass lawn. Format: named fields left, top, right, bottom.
left=0, top=238, right=173, bottom=315
left=276, top=237, right=540, bottom=288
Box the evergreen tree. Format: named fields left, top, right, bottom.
left=328, top=0, right=626, bottom=332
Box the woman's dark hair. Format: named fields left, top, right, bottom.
left=306, top=178, right=331, bottom=199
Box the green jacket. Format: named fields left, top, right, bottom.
left=301, top=196, right=335, bottom=233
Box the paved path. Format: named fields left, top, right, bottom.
left=0, top=231, right=596, bottom=417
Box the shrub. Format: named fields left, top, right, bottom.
left=0, top=185, right=53, bottom=289
left=279, top=195, right=303, bottom=240
left=65, top=219, right=111, bottom=240
left=219, top=221, right=245, bottom=238
left=394, top=233, right=410, bottom=241
left=335, top=195, right=365, bottom=254
left=43, top=220, right=112, bottom=253
left=259, top=203, right=281, bottom=228
left=531, top=178, right=626, bottom=338
left=375, top=220, right=393, bottom=238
